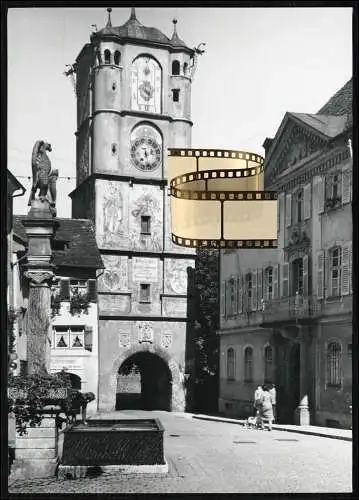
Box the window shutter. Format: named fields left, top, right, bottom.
left=221, top=280, right=226, bottom=318
left=233, top=277, right=238, bottom=315
left=349, top=244, right=353, bottom=294
left=317, top=251, right=325, bottom=300
left=237, top=276, right=243, bottom=314
left=87, top=279, right=97, bottom=302
left=273, top=264, right=279, bottom=299
left=318, top=176, right=325, bottom=214
left=341, top=243, right=351, bottom=296
left=324, top=251, right=330, bottom=299
left=257, top=269, right=263, bottom=303
left=303, top=254, right=309, bottom=297
left=251, top=271, right=257, bottom=311
left=60, top=279, right=70, bottom=300
left=303, top=183, right=311, bottom=220
left=263, top=268, right=269, bottom=301
left=281, top=262, right=289, bottom=297
left=84, top=327, right=93, bottom=352
left=285, top=194, right=292, bottom=228
left=341, top=168, right=352, bottom=204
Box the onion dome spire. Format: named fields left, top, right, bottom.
left=106, top=7, right=112, bottom=27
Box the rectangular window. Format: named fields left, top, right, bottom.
left=70, top=279, right=87, bottom=296
left=330, top=248, right=341, bottom=297
left=140, top=283, right=151, bottom=303
left=141, top=215, right=151, bottom=234
left=172, top=89, right=180, bottom=102
left=53, top=326, right=85, bottom=350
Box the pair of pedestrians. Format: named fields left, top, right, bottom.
left=253, top=383, right=276, bottom=431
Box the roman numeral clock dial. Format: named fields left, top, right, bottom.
left=130, top=126, right=162, bottom=172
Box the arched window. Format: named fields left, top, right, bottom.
left=327, top=342, right=341, bottom=386
left=227, top=348, right=235, bottom=381
left=104, top=49, right=111, bottom=64
left=114, top=51, right=121, bottom=66
left=183, top=62, right=188, bottom=75
left=329, top=247, right=341, bottom=297
left=264, top=345, right=273, bottom=383
left=264, top=267, right=273, bottom=301
left=244, top=347, right=253, bottom=382
left=172, top=60, right=180, bottom=75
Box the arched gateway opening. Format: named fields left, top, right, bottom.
left=116, top=352, right=172, bottom=411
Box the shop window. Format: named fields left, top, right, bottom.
left=264, top=345, right=273, bottom=383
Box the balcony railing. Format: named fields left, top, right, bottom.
left=261, top=293, right=322, bottom=324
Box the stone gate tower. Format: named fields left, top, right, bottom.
left=70, top=8, right=202, bottom=411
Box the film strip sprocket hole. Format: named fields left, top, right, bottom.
left=168, top=148, right=278, bottom=249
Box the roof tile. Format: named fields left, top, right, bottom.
left=13, top=216, right=103, bottom=270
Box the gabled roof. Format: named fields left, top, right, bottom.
left=317, top=78, right=352, bottom=116
left=13, top=216, right=104, bottom=270
left=289, top=113, right=349, bottom=138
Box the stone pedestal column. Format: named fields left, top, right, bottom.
left=22, top=200, right=58, bottom=374
left=11, top=199, right=60, bottom=479
left=294, top=328, right=311, bottom=426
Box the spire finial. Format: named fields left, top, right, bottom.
left=106, top=7, right=112, bottom=27
left=172, top=18, right=178, bottom=33
left=130, top=7, right=137, bottom=19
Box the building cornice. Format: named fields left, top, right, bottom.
left=267, top=146, right=351, bottom=192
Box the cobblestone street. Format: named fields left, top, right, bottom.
left=9, top=410, right=352, bottom=494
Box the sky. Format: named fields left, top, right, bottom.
left=8, top=7, right=352, bottom=218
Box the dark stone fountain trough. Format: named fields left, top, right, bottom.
left=57, top=419, right=167, bottom=479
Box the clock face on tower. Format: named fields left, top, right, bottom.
left=131, top=56, right=162, bottom=114
left=130, top=125, right=162, bottom=172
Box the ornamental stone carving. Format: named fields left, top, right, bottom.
left=24, top=270, right=54, bottom=286
left=160, top=334, right=172, bottom=349
left=27, top=140, right=58, bottom=217
left=119, top=333, right=131, bottom=349
left=137, top=321, right=154, bottom=344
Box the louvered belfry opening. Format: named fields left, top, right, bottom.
left=116, top=352, right=172, bottom=411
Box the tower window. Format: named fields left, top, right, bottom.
left=141, top=215, right=151, bottom=234
left=111, top=143, right=117, bottom=155
left=114, top=51, right=121, bottom=66
left=104, top=49, right=111, bottom=64
left=112, top=81, right=117, bottom=91
left=172, top=89, right=180, bottom=102
left=183, top=62, right=188, bottom=75
left=139, top=284, right=151, bottom=303
left=172, top=60, right=180, bottom=75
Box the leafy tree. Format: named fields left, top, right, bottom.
left=189, top=248, right=220, bottom=413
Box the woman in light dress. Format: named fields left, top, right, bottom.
left=258, top=384, right=274, bottom=431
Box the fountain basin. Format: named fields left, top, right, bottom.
left=60, top=419, right=165, bottom=467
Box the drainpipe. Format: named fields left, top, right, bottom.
left=96, top=267, right=105, bottom=413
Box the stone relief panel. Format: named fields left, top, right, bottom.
left=164, top=258, right=194, bottom=295
left=136, top=321, right=154, bottom=344
left=162, top=297, right=187, bottom=318
left=160, top=333, right=172, bottom=350
left=129, top=185, right=163, bottom=251
left=98, top=255, right=129, bottom=293
left=96, top=180, right=128, bottom=249
left=165, top=189, right=196, bottom=255
left=98, top=294, right=131, bottom=315
left=119, top=332, right=131, bottom=349
left=130, top=257, right=162, bottom=316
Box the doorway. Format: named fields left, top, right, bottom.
left=116, top=351, right=172, bottom=411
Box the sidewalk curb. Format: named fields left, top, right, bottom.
left=191, top=415, right=352, bottom=442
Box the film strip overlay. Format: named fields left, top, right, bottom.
left=168, top=148, right=278, bottom=249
